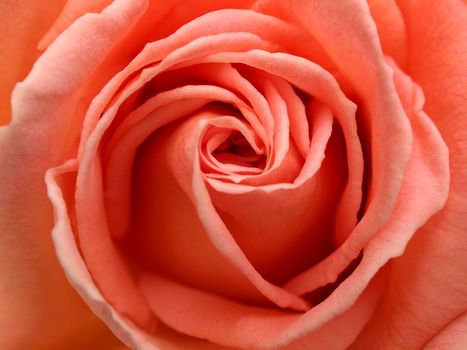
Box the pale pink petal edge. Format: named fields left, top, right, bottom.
left=45, top=160, right=157, bottom=350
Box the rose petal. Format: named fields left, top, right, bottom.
left=252, top=0, right=414, bottom=289
left=51, top=316, right=126, bottom=350
left=366, top=0, right=407, bottom=67
left=352, top=0, right=467, bottom=347
left=77, top=8, right=331, bottom=156
left=105, top=83, right=255, bottom=238
left=424, top=312, right=467, bottom=350
left=74, top=9, right=338, bottom=253
left=137, top=52, right=449, bottom=350
left=139, top=270, right=385, bottom=350
left=0, top=0, right=148, bottom=347
left=219, top=70, right=298, bottom=186
left=0, top=0, right=64, bottom=122
left=189, top=50, right=364, bottom=289
left=38, top=0, right=112, bottom=49
left=75, top=30, right=280, bottom=325
left=133, top=109, right=310, bottom=310
left=75, top=154, right=156, bottom=328
left=208, top=103, right=342, bottom=284
left=46, top=160, right=221, bottom=350
left=15, top=0, right=158, bottom=331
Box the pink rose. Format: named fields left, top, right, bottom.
left=1, top=1, right=466, bottom=349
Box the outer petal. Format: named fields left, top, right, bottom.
left=352, top=1, right=467, bottom=348
left=51, top=319, right=127, bottom=350
left=0, top=0, right=65, bottom=122
left=0, top=0, right=148, bottom=348
left=424, top=312, right=467, bottom=350
left=47, top=161, right=236, bottom=350
left=46, top=160, right=153, bottom=349
left=366, top=0, right=407, bottom=67
left=38, top=0, right=113, bottom=49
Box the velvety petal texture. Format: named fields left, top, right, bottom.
left=1, top=0, right=464, bottom=349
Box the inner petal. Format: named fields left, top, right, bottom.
left=208, top=104, right=346, bottom=285
left=202, top=128, right=266, bottom=174
left=129, top=108, right=310, bottom=310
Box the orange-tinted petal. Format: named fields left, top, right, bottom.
left=424, top=312, right=467, bottom=350
left=38, top=0, right=113, bottom=49
left=367, top=0, right=407, bottom=66
left=0, top=0, right=65, bottom=122
left=0, top=0, right=151, bottom=347
left=352, top=0, right=467, bottom=347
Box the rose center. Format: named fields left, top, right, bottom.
left=199, top=116, right=267, bottom=178
left=212, top=130, right=267, bottom=169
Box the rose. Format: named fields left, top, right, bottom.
left=1, top=0, right=466, bottom=349
left=1, top=1, right=466, bottom=349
